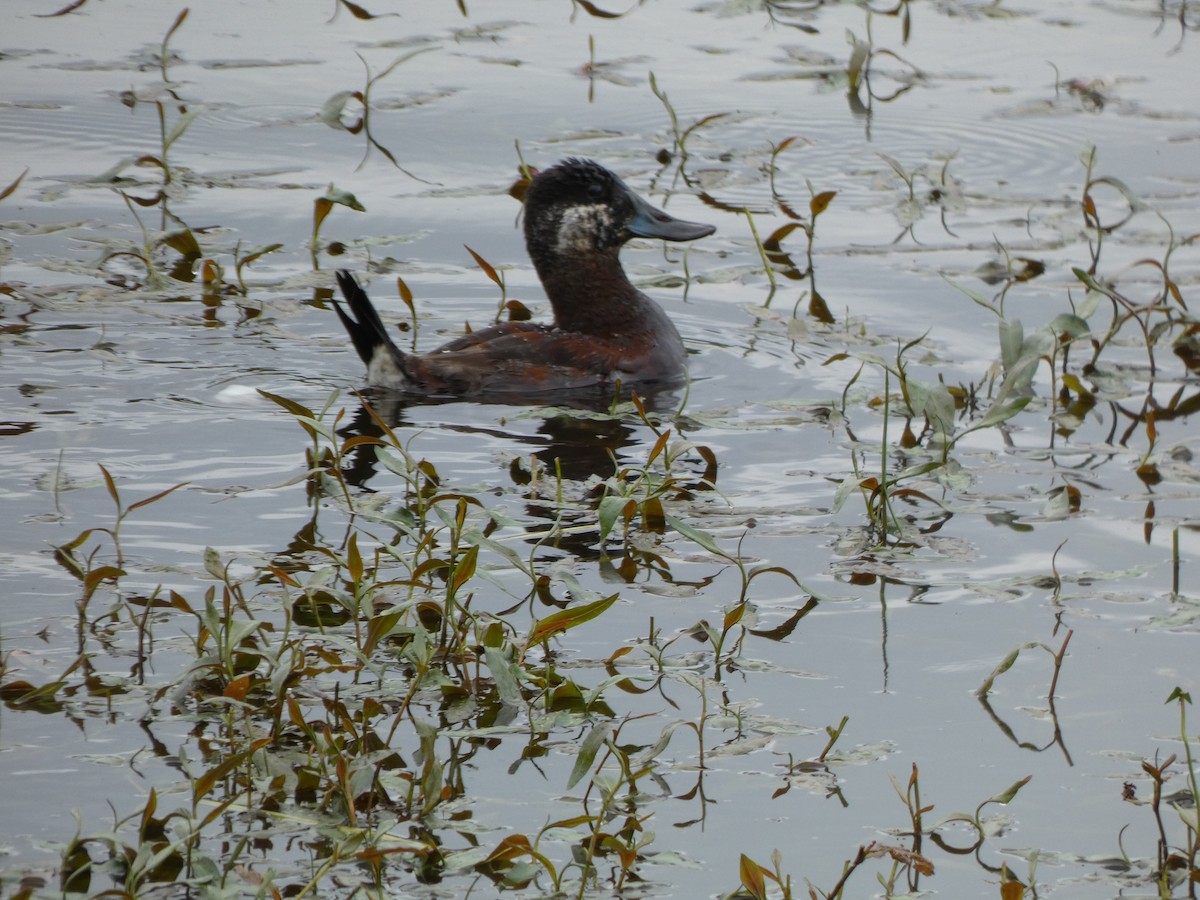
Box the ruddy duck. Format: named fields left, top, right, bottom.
left=333, top=158, right=714, bottom=398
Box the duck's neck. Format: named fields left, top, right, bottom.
left=535, top=250, right=657, bottom=335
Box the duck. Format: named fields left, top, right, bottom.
left=332, top=158, right=714, bottom=399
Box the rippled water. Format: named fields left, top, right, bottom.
left=3, top=0, right=1199, bottom=897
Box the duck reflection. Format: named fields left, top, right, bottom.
left=336, top=386, right=676, bottom=490
left=333, top=387, right=714, bottom=575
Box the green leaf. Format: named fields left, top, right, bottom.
left=203, top=546, right=224, bottom=580
left=567, top=721, right=613, bottom=789
left=984, top=774, right=1033, bottom=807
left=907, top=379, right=956, bottom=438
left=1165, top=686, right=1191, bottom=705
left=598, top=494, right=633, bottom=542
left=998, top=318, right=1024, bottom=372
left=164, top=106, right=202, bottom=149
left=1047, top=313, right=1091, bottom=340
left=256, top=389, right=315, bottom=421
left=985, top=394, right=1033, bottom=428
left=319, top=90, right=362, bottom=129
left=323, top=184, right=366, bottom=213
left=739, top=854, right=770, bottom=900
left=977, top=642, right=1041, bottom=696
left=450, top=544, right=478, bottom=594
left=127, top=481, right=188, bottom=513
left=346, top=532, right=363, bottom=583
left=664, top=515, right=728, bottom=559
left=484, top=647, right=523, bottom=706
left=528, top=593, right=619, bottom=646
left=944, top=276, right=1000, bottom=316
left=723, top=601, right=746, bottom=633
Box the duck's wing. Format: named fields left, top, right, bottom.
left=333, top=271, right=412, bottom=388
left=411, top=326, right=667, bottom=397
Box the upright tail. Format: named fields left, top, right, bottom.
left=333, top=271, right=410, bottom=387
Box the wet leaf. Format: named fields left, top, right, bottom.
left=998, top=318, right=1024, bottom=371
left=598, top=495, right=635, bottom=542
left=204, top=546, right=224, bottom=580
left=739, top=854, right=770, bottom=899
left=450, top=544, right=478, bottom=594
left=346, top=531, right=363, bottom=584
left=1048, top=312, right=1090, bottom=341
left=484, top=647, right=523, bottom=706
left=322, top=184, right=366, bottom=213
left=809, top=190, right=836, bottom=218
left=505, top=299, right=531, bottom=321
left=567, top=720, right=613, bottom=789
left=987, top=774, right=1033, bottom=806
left=257, top=388, right=315, bottom=422
left=464, top=245, right=502, bottom=287
left=978, top=644, right=1026, bottom=696
left=84, top=565, right=125, bottom=600
left=573, top=0, right=624, bottom=18
left=193, top=738, right=270, bottom=803
left=665, top=514, right=727, bottom=560
left=749, top=597, right=818, bottom=640
left=363, top=610, right=402, bottom=656
left=646, top=429, right=670, bottom=465
left=395, top=273, right=414, bottom=307
left=0, top=168, right=28, bottom=201
left=907, top=379, right=955, bottom=438
left=528, top=593, right=619, bottom=646
left=223, top=673, right=252, bottom=700
left=319, top=90, right=363, bottom=129
left=338, top=0, right=398, bottom=19
left=127, top=481, right=188, bottom=513
left=1060, top=373, right=1092, bottom=399
left=164, top=106, right=201, bottom=149
left=0, top=679, right=67, bottom=712
left=313, top=197, right=333, bottom=235
left=642, top=496, right=666, bottom=532
left=971, top=396, right=1030, bottom=432
left=235, top=244, right=283, bottom=275
left=35, top=0, right=90, bottom=16
left=164, top=9, right=190, bottom=50
left=723, top=601, right=746, bottom=633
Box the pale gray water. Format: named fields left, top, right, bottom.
left=2, top=1, right=1199, bottom=896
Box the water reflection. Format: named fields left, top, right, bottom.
left=335, top=388, right=677, bottom=489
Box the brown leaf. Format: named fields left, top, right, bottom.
left=574, top=0, right=624, bottom=18
left=738, top=854, right=770, bottom=900
left=0, top=168, right=29, bottom=201
left=464, top=244, right=502, bottom=287
left=35, top=0, right=89, bottom=16
left=223, top=674, right=252, bottom=701
left=809, top=190, right=837, bottom=217
left=340, top=0, right=396, bottom=19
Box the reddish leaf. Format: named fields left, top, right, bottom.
left=223, top=674, right=252, bottom=701
left=809, top=190, right=837, bottom=217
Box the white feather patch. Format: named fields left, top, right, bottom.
left=555, top=204, right=612, bottom=255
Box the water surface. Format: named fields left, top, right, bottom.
left=2, top=1, right=1199, bottom=897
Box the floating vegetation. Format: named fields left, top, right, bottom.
left=2, top=1, right=1199, bottom=898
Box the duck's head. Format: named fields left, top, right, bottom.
left=523, top=158, right=715, bottom=267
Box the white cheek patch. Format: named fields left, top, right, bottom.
left=555, top=204, right=613, bottom=255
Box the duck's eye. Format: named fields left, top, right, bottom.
left=586, top=182, right=606, bottom=201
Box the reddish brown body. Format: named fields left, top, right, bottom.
left=333, top=159, right=714, bottom=400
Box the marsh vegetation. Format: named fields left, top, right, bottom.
left=2, top=1, right=1199, bottom=897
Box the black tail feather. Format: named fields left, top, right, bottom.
left=333, top=270, right=397, bottom=368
